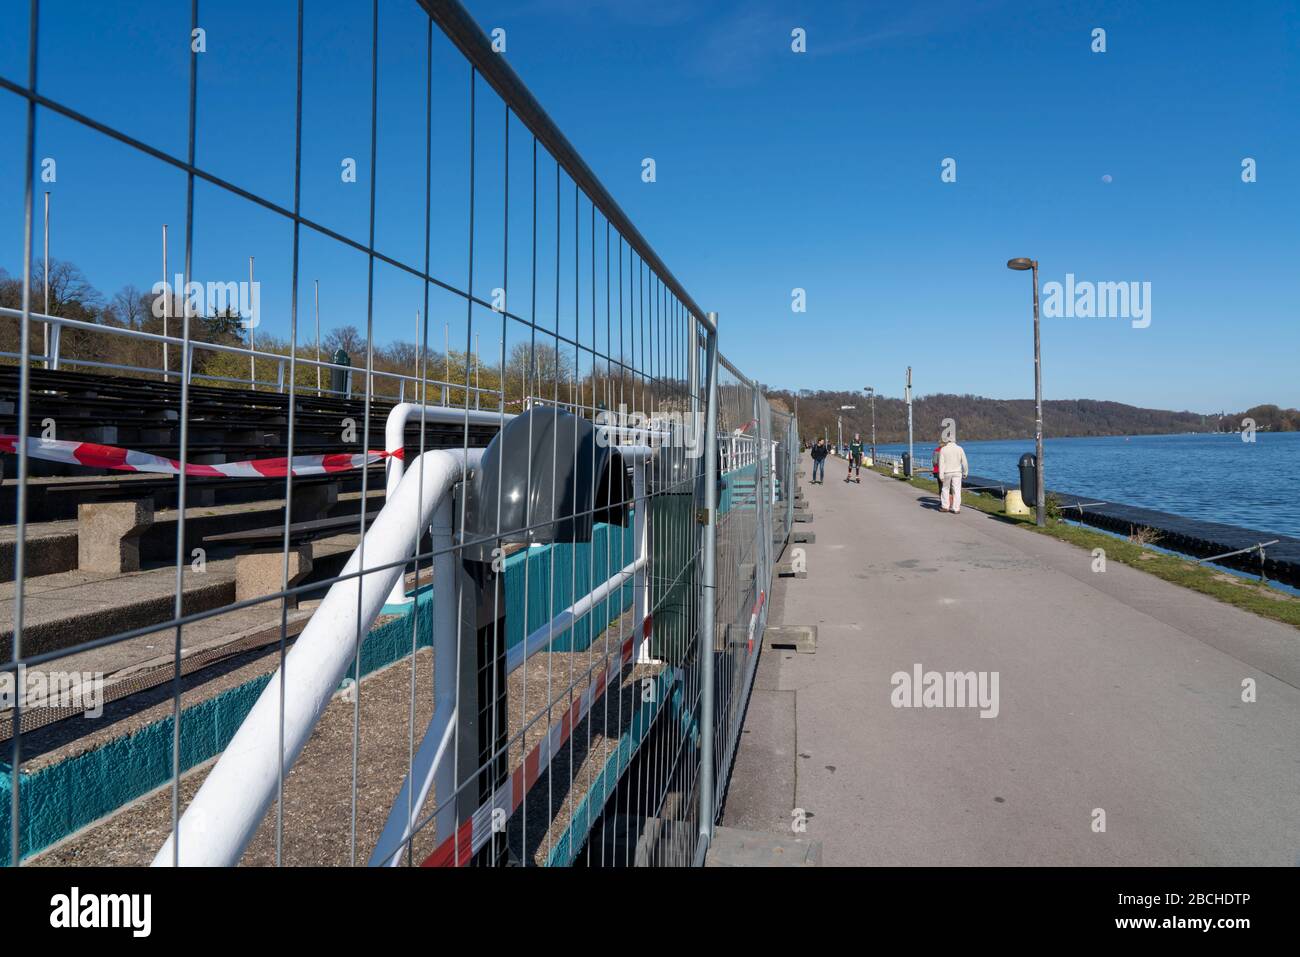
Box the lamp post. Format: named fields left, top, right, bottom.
left=864, top=386, right=875, bottom=458
left=905, top=367, right=913, bottom=473
left=1007, top=257, right=1044, bottom=527
left=838, top=405, right=855, bottom=456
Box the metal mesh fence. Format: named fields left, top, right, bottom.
left=0, top=0, right=797, bottom=867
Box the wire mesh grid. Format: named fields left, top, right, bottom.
left=0, top=0, right=797, bottom=867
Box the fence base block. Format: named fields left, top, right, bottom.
left=705, top=826, right=822, bottom=866
left=764, top=625, right=816, bottom=654
left=792, top=529, right=815, bottom=544
left=793, top=510, right=812, bottom=523
left=775, top=562, right=806, bottom=579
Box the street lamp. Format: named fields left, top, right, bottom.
left=1007, top=257, right=1045, bottom=527
left=864, top=386, right=875, bottom=458
left=838, top=405, right=855, bottom=454
left=905, top=367, right=913, bottom=474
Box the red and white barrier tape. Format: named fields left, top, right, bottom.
left=0, top=434, right=397, bottom=479
left=422, top=615, right=652, bottom=867
left=746, top=589, right=766, bottom=652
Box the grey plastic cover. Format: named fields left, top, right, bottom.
left=462, top=407, right=632, bottom=561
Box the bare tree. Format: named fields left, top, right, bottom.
left=34, top=260, right=102, bottom=319
left=107, top=285, right=150, bottom=329
left=323, top=325, right=366, bottom=362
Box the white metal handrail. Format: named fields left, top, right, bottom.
left=151, top=446, right=482, bottom=867
left=382, top=402, right=517, bottom=605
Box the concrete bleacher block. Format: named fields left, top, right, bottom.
left=705, top=826, right=822, bottom=866
left=77, top=499, right=153, bottom=574
left=792, top=529, right=815, bottom=544
left=236, top=545, right=312, bottom=608
left=289, top=481, right=339, bottom=523
left=763, top=625, right=816, bottom=654
left=83, top=426, right=119, bottom=445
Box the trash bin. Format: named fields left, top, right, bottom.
left=1018, top=452, right=1037, bottom=506
left=329, top=348, right=351, bottom=397
left=902, top=452, right=913, bottom=477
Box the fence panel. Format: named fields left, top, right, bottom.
left=1, top=0, right=795, bottom=867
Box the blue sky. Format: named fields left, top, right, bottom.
left=2, top=0, right=1296, bottom=412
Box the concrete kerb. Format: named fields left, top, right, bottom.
left=705, top=825, right=822, bottom=866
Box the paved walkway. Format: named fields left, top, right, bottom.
left=723, top=457, right=1300, bottom=865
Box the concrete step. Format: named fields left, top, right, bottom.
left=0, top=490, right=382, bottom=582
left=0, top=520, right=77, bottom=580
left=0, top=562, right=237, bottom=659
left=142, top=488, right=383, bottom=563
left=1, top=521, right=367, bottom=661
left=705, top=826, right=821, bottom=866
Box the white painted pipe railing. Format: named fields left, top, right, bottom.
left=383, top=403, right=515, bottom=605
left=152, top=447, right=482, bottom=867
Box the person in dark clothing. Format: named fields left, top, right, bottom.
left=810, top=438, right=829, bottom=483
left=846, top=433, right=864, bottom=483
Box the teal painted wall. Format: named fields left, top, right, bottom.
left=502, top=522, right=636, bottom=654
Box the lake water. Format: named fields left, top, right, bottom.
left=867, top=432, right=1299, bottom=538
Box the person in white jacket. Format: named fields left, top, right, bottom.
left=936, top=437, right=969, bottom=514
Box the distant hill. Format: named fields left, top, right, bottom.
left=771, top=390, right=1300, bottom=445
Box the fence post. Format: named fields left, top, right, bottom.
left=696, top=313, right=720, bottom=862
left=780, top=418, right=790, bottom=546
left=755, top=390, right=771, bottom=598
left=633, top=456, right=652, bottom=664
left=48, top=322, right=61, bottom=371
